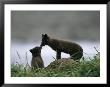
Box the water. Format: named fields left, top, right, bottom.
left=11, top=41, right=100, bottom=67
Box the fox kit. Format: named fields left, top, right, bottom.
left=30, top=46, right=44, bottom=68
left=40, top=34, right=83, bottom=60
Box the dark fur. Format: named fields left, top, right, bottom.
left=30, top=46, right=44, bottom=68
left=40, top=34, right=83, bottom=60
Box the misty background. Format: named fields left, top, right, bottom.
left=11, top=11, right=100, bottom=67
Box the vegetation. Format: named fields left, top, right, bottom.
left=11, top=51, right=100, bottom=77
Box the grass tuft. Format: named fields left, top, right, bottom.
left=11, top=52, right=100, bottom=77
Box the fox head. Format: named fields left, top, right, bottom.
left=30, top=46, right=41, bottom=57
left=40, top=34, right=49, bottom=47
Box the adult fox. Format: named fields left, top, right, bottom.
left=40, top=34, right=83, bottom=60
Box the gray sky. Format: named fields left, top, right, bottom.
left=11, top=11, right=100, bottom=43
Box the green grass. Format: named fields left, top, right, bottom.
left=11, top=52, right=100, bottom=77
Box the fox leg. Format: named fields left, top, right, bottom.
left=56, top=50, right=61, bottom=59
left=70, top=51, right=82, bottom=60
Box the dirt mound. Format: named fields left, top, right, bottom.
left=45, top=58, right=79, bottom=71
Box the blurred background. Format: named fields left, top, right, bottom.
left=11, top=11, right=100, bottom=67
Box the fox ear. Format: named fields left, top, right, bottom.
left=42, top=34, right=45, bottom=38
left=42, top=34, right=44, bottom=36
left=45, top=34, right=48, bottom=37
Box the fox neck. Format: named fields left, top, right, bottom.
left=32, top=53, right=41, bottom=57
left=47, top=39, right=57, bottom=50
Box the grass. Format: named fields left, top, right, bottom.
left=11, top=51, right=100, bottom=77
